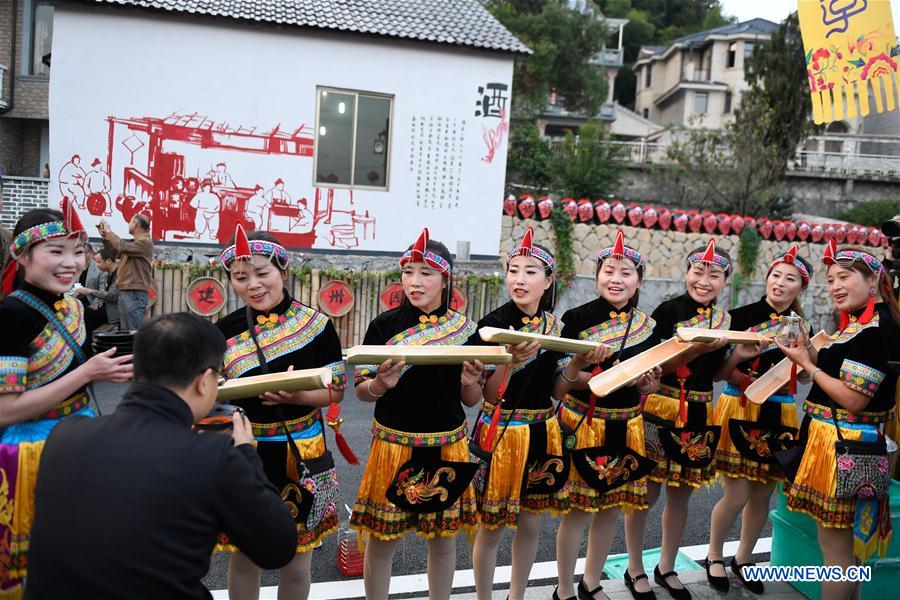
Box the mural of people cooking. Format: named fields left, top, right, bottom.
left=57, top=112, right=377, bottom=250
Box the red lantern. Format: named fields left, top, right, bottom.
left=758, top=218, right=773, bottom=239
left=785, top=221, right=798, bottom=241
left=822, top=224, right=835, bottom=243
left=797, top=222, right=811, bottom=241
left=537, top=196, right=554, bottom=220
left=594, top=200, right=611, bottom=223
left=730, top=214, right=745, bottom=234
left=773, top=220, right=787, bottom=241
left=673, top=210, right=688, bottom=232
left=577, top=199, right=594, bottom=223
left=867, top=227, right=881, bottom=246
left=560, top=198, right=577, bottom=221
left=687, top=210, right=702, bottom=233
left=642, top=206, right=658, bottom=228
left=503, top=194, right=518, bottom=216
left=702, top=211, right=718, bottom=234
left=627, top=203, right=643, bottom=227
left=811, top=224, right=824, bottom=243
left=658, top=207, right=673, bottom=230
left=611, top=202, right=627, bottom=224
left=518, top=195, right=536, bottom=220
left=716, top=213, right=731, bottom=236
left=833, top=224, right=847, bottom=244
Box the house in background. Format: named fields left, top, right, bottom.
left=0, top=0, right=54, bottom=178
left=4, top=0, right=529, bottom=258
left=633, top=18, right=778, bottom=130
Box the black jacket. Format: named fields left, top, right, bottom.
left=25, top=382, right=297, bottom=599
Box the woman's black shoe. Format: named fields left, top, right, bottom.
left=553, top=586, right=575, bottom=600
left=623, top=569, right=657, bottom=600
left=703, top=557, right=729, bottom=592
left=577, top=579, right=604, bottom=600
left=731, top=558, right=764, bottom=594
left=653, top=565, right=692, bottom=600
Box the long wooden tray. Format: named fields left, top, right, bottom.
left=346, top=345, right=512, bottom=366
left=478, top=326, right=609, bottom=354
left=588, top=338, right=693, bottom=398
left=743, top=330, right=831, bottom=404
left=677, top=327, right=768, bottom=345
left=217, top=368, right=331, bottom=402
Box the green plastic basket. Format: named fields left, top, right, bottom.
left=603, top=548, right=701, bottom=580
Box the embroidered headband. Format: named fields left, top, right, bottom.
left=597, top=228, right=645, bottom=269
left=398, top=227, right=452, bottom=276
left=822, top=239, right=884, bottom=276
left=507, top=227, right=555, bottom=273
left=769, top=243, right=810, bottom=284
left=10, top=197, right=87, bottom=259
left=687, top=238, right=731, bottom=272
left=220, top=223, right=289, bottom=270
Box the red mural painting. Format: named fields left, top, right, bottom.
left=58, top=111, right=378, bottom=250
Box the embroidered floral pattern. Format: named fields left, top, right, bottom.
left=577, top=309, right=655, bottom=351
left=829, top=313, right=880, bottom=345
left=674, top=305, right=730, bottom=331
left=803, top=400, right=889, bottom=425
left=668, top=430, right=716, bottom=461
left=0, top=357, right=27, bottom=394
left=526, top=457, right=565, bottom=488
left=394, top=466, right=454, bottom=505
left=586, top=454, right=640, bottom=485
left=224, top=301, right=330, bottom=378
left=562, top=395, right=641, bottom=420
left=371, top=421, right=467, bottom=447
left=25, top=297, right=86, bottom=389
left=839, top=359, right=885, bottom=399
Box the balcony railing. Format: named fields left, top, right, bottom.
left=592, top=47, right=624, bottom=67
left=545, top=135, right=900, bottom=180
left=0, top=64, right=8, bottom=110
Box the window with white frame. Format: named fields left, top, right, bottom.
left=315, top=88, right=393, bottom=189
left=693, top=91, right=709, bottom=114
left=31, top=1, right=54, bottom=76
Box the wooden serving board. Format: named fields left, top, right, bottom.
left=217, top=367, right=331, bottom=402
left=478, top=326, right=609, bottom=354
left=743, top=330, right=831, bottom=404
left=587, top=338, right=693, bottom=398
left=346, top=345, right=512, bottom=366
left=677, top=327, right=768, bottom=345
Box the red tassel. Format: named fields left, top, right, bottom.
left=859, top=294, right=876, bottom=324
left=675, top=362, right=691, bottom=425
left=739, top=357, right=761, bottom=407
left=484, top=401, right=503, bottom=451
left=789, top=363, right=798, bottom=395
left=586, top=365, right=603, bottom=427
left=839, top=310, right=850, bottom=331
left=326, top=396, right=359, bottom=465
left=1, top=260, right=17, bottom=295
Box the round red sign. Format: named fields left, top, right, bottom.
left=185, top=277, right=227, bottom=316
left=318, top=280, right=355, bottom=317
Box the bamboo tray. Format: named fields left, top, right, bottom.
left=588, top=338, right=693, bottom=398
left=743, top=330, right=831, bottom=404
left=216, top=367, right=331, bottom=402
left=478, top=326, right=609, bottom=354
left=677, top=327, right=768, bottom=345
left=346, top=345, right=512, bottom=366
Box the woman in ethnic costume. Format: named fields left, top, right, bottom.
left=553, top=230, right=661, bottom=600
left=0, top=208, right=133, bottom=598
left=777, top=241, right=899, bottom=600
left=623, top=238, right=732, bottom=600
left=705, top=244, right=813, bottom=594
left=216, top=225, right=347, bottom=600
left=471, top=228, right=579, bottom=600
left=351, top=228, right=484, bottom=600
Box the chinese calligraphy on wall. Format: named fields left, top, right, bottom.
left=409, top=115, right=465, bottom=210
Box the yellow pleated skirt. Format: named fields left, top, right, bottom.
left=784, top=416, right=863, bottom=529
left=644, top=391, right=716, bottom=487
left=350, top=422, right=478, bottom=541
left=713, top=391, right=798, bottom=483
left=558, top=397, right=649, bottom=513
left=475, top=410, right=568, bottom=529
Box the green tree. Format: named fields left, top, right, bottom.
left=506, top=122, right=556, bottom=192
left=839, top=199, right=900, bottom=227
left=554, top=120, right=623, bottom=199
left=485, top=1, right=610, bottom=117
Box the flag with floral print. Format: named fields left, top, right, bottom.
left=798, top=0, right=900, bottom=123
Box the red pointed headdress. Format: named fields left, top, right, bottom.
left=506, top=226, right=555, bottom=273
left=398, top=227, right=451, bottom=276
left=597, top=228, right=644, bottom=268
left=768, top=243, right=810, bottom=284
left=687, top=237, right=731, bottom=272
left=220, top=223, right=289, bottom=270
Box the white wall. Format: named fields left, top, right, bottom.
left=49, top=7, right=514, bottom=256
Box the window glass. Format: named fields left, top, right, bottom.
left=694, top=91, right=709, bottom=114
left=315, top=90, right=356, bottom=185
left=353, top=96, right=391, bottom=188
left=32, top=3, right=54, bottom=76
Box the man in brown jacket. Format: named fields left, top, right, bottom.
left=98, top=213, right=154, bottom=330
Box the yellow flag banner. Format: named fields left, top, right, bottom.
left=798, top=0, right=900, bottom=124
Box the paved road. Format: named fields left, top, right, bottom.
left=90, top=380, right=809, bottom=592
